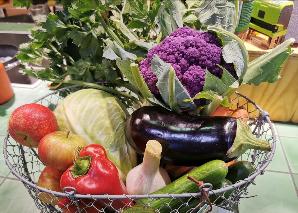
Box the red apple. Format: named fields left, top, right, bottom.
left=38, top=131, right=88, bottom=171
left=37, top=166, right=63, bottom=205
left=8, top=103, right=58, bottom=147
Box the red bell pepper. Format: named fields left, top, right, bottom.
left=60, top=144, right=132, bottom=211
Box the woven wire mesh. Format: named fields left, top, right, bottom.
left=3, top=87, right=277, bottom=213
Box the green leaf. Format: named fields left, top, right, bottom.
left=68, top=31, right=88, bottom=46
left=157, top=0, right=185, bottom=37
left=68, top=0, right=103, bottom=18
left=148, top=0, right=162, bottom=22
left=130, top=63, right=153, bottom=99
left=191, top=90, right=231, bottom=115
left=116, top=59, right=134, bottom=81
left=192, top=90, right=230, bottom=107
left=219, top=65, right=239, bottom=88
left=168, top=67, right=176, bottom=109
left=79, top=34, right=99, bottom=58
left=203, top=69, right=237, bottom=95
left=116, top=60, right=153, bottom=99
left=94, top=59, right=118, bottom=82
left=67, top=60, right=92, bottom=76
left=192, top=90, right=221, bottom=102
left=222, top=40, right=245, bottom=78
left=111, top=18, right=139, bottom=41
left=42, top=14, right=62, bottom=33
left=168, top=0, right=185, bottom=28
left=183, top=14, right=198, bottom=24
left=203, top=70, right=228, bottom=95
left=127, top=20, right=147, bottom=29
left=189, top=0, right=239, bottom=32
left=208, top=26, right=249, bottom=80
left=186, top=0, right=203, bottom=9
left=151, top=55, right=195, bottom=111
left=103, top=45, right=119, bottom=61
left=126, top=0, right=147, bottom=18
left=103, top=40, right=137, bottom=61
left=243, top=39, right=294, bottom=85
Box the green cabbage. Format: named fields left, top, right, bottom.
left=54, top=89, right=136, bottom=179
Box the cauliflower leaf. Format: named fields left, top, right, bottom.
left=243, top=39, right=294, bottom=85
left=151, top=55, right=195, bottom=111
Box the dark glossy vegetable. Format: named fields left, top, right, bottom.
left=226, top=161, right=255, bottom=183
left=127, top=106, right=271, bottom=165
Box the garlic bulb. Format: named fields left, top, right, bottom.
left=126, top=140, right=171, bottom=195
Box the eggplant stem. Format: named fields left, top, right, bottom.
left=227, top=120, right=271, bottom=158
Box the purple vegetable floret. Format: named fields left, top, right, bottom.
left=139, top=27, right=236, bottom=97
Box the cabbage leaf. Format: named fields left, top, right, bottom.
left=54, top=89, right=137, bottom=179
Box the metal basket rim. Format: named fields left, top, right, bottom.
left=3, top=87, right=277, bottom=199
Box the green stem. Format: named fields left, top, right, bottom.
left=114, top=80, right=142, bottom=97
left=146, top=0, right=151, bottom=12
left=63, top=80, right=139, bottom=103
left=235, top=0, right=239, bottom=32
left=71, top=156, right=91, bottom=178
left=97, top=11, right=124, bottom=48
left=227, top=120, right=271, bottom=158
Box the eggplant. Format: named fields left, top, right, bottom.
left=126, top=106, right=271, bottom=165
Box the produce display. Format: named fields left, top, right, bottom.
left=7, top=89, right=271, bottom=212
left=6, top=0, right=295, bottom=212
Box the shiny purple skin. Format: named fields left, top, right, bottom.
left=127, top=106, right=237, bottom=165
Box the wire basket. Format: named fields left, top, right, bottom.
left=3, top=87, right=277, bottom=213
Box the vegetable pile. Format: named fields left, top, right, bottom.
left=8, top=0, right=295, bottom=212
left=8, top=91, right=267, bottom=212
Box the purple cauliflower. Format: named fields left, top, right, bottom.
left=139, top=27, right=236, bottom=98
